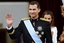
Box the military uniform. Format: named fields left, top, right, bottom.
left=7, top=17, right=52, bottom=43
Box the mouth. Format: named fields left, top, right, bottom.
left=30, top=13, right=35, bottom=15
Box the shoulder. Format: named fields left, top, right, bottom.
left=40, top=18, right=50, bottom=22
left=18, top=18, right=30, bottom=26
left=54, top=26, right=57, bottom=29
left=19, top=17, right=30, bottom=24
left=51, top=26, right=57, bottom=32
left=40, top=18, right=50, bottom=25
left=21, top=17, right=30, bottom=21
left=51, top=26, right=57, bottom=29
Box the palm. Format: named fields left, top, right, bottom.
left=6, top=13, right=14, bottom=26
left=6, top=18, right=14, bottom=25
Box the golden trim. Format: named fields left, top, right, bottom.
left=40, top=18, right=50, bottom=22
left=21, top=17, right=30, bottom=20
left=8, top=30, right=15, bottom=35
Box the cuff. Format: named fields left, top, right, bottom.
left=6, top=26, right=13, bottom=30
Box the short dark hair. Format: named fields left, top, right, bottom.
left=29, top=1, right=40, bottom=8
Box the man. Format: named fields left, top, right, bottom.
left=61, top=0, right=64, bottom=17
left=6, top=1, right=52, bottom=43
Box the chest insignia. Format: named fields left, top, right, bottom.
left=41, top=32, right=44, bottom=35
left=37, top=26, right=42, bottom=31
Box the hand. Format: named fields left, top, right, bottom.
left=6, top=13, right=14, bottom=27
left=59, top=31, right=64, bottom=42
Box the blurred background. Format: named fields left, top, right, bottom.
left=0, top=0, right=63, bottom=43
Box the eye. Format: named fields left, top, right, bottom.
left=44, top=18, right=47, bottom=19
left=29, top=9, right=32, bottom=10
left=48, top=18, right=50, bottom=20
left=33, top=9, right=36, bottom=10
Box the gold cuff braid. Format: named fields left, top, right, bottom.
left=8, top=30, right=15, bottom=35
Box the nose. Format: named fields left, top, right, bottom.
left=31, top=10, right=34, bottom=13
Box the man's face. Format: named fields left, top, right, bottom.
left=61, top=6, right=64, bottom=17
left=29, top=4, right=40, bottom=18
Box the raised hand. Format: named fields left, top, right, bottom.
left=6, top=13, right=14, bottom=27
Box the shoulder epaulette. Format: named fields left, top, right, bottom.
left=40, top=18, right=50, bottom=22
left=21, top=17, right=30, bottom=20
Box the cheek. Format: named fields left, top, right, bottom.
left=47, top=19, right=52, bottom=23
left=49, top=19, right=52, bottom=23
left=48, top=21, right=51, bottom=23
left=29, top=10, right=31, bottom=13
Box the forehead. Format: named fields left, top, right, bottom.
left=29, top=4, right=38, bottom=9
left=44, top=15, right=52, bottom=18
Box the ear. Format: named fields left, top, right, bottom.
left=38, top=8, right=41, bottom=12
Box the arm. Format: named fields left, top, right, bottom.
left=59, top=31, right=64, bottom=42
left=6, top=14, right=23, bottom=39
left=6, top=21, right=23, bottom=39
left=52, top=27, right=57, bottom=43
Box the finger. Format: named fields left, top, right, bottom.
left=7, top=13, right=12, bottom=18
left=6, top=13, right=12, bottom=19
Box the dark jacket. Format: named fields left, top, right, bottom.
left=7, top=17, right=52, bottom=43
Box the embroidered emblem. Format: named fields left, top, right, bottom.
left=37, top=26, right=42, bottom=31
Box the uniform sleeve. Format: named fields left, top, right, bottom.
left=44, top=22, right=52, bottom=43
left=6, top=20, right=23, bottom=39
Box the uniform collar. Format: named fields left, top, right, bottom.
left=30, top=17, right=40, bottom=22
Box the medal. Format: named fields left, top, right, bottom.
left=39, top=34, right=42, bottom=38
left=35, top=31, right=39, bottom=35
left=41, top=32, right=44, bottom=35
left=37, top=26, right=42, bottom=31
